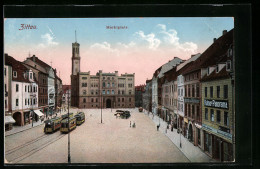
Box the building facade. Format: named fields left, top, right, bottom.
left=135, top=84, right=145, bottom=107
left=142, top=79, right=152, bottom=112
left=5, top=54, right=40, bottom=126
left=70, top=40, right=135, bottom=109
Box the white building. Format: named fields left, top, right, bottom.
left=5, top=54, right=42, bottom=126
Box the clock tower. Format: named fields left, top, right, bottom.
left=71, top=41, right=80, bottom=75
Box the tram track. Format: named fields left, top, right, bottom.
left=5, top=132, right=66, bottom=163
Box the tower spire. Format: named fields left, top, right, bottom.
left=75, top=30, right=77, bottom=42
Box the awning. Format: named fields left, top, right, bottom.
left=34, top=109, right=44, bottom=117
left=5, top=116, right=16, bottom=124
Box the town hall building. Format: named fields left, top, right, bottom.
left=70, top=39, right=135, bottom=109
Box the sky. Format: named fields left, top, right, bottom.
left=4, top=17, right=234, bottom=85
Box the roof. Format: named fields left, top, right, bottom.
left=135, top=85, right=146, bottom=92
left=5, top=54, right=31, bottom=83
left=182, top=29, right=233, bottom=75
left=200, top=65, right=230, bottom=82
left=157, top=57, right=183, bottom=78
left=62, top=85, right=71, bottom=93
left=27, top=55, right=52, bottom=70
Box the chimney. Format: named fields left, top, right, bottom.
left=33, top=55, right=36, bottom=62
left=223, top=30, right=227, bottom=35
left=213, top=38, right=217, bottom=42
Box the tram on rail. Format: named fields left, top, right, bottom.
left=61, top=113, right=74, bottom=119
left=60, top=116, right=77, bottom=133
left=44, top=117, right=62, bottom=133
left=74, top=112, right=85, bottom=125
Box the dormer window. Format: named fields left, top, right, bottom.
left=216, top=65, right=219, bottom=73
left=30, top=72, right=33, bottom=80
left=226, top=60, right=231, bottom=71
left=228, top=47, right=233, bottom=57
left=207, top=67, right=210, bottom=75
left=13, top=71, right=17, bottom=78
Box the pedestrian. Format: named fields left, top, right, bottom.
left=130, top=121, right=131, bottom=127
left=157, top=125, right=159, bottom=131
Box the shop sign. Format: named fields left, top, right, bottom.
left=202, top=124, right=232, bottom=141
left=204, top=99, right=228, bottom=109
left=184, top=118, right=188, bottom=123
left=184, top=98, right=200, bottom=104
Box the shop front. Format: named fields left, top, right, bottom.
left=5, top=116, right=15, bottom=131
left=202, top=124, right=233, bottom=161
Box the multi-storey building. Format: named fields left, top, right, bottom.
left=176, top=54, right=201, bottom=133
left=62, top=85, right=71, bottom=107
left=135, top=84, right=145, bottom=107
left=162, top=68, right=177, bottom=125
left=5, top=54, right=40, bottom=126
left=24, top=55, right=56, bottom=116
left=4, top=64, right=15, bottom=130
left=200, top=34, right=234, bottom=162
left=54, top=71, right=63, bottom=110
left=70, top=39, right=135, bottom=109
left=142, top=79, right=152, bottom=112
left=182, top=29, right=233, bottom=151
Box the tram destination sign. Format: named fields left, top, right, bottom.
left=204, top=99, right=229, bottom=109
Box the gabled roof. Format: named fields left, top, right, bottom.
left=183, top=29, right=233, bottom=75
left=27, top=55, right=52, bottom=70
left=200, top=66, right=230, bottom=82
left=5, top=54, right=31, bottom=83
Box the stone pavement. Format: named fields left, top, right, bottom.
left=143, top=109, right=216, bottom=163
left=5, top=110, right=69, bottom=137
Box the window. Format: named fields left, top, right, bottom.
left=25, top=99, right=27, bottom=105
left=205, top=108, right=208, bottom=120
left=83, top=90, right=86, bottom=95
left=226, top=60, right=231, bottom=71
left=181, top=88, right=183, bottom=96
left=112, top=90, right=115, bottom=94
left=102, top=90, right=105, bottom=95
left=96, top=98, right=98, bottom=102
left=224, top=85, right=228, bottom=99
left=103, top=82, right=105, bottom=87
left=122, top=90, right=125, bottom=95
left=224, top=111, right=229, bottom=126
left=129, top=98, right=131, bottom=102
left=128, top=84, right=132, bottom=87
left=118, top=98, right=120, bottom=102
left=112, top=83, right=114, bottom=87
left=83, top=98, right=86, bottom=103
left=217, top=86, right=220, bottom=98
left=122, top=98, right=125, bottom=102
left=96, top=90, right=98, bottom=95
left=129, top=90, right=132, bottom=95
left=118, top=90, right=120, bottom=94
left=91, top=90, right=94, bottom=95
left=210, top=86, right=213, bottom=98
left=107, top=90, right=110, bottom=94
left=13, top=71, right=17, bottom=78
left=82, top=77, right=87, bottom=80
left=82, top=83, right=87, bottom=87
left=16, top=99, right=19, bottom=106
left=216, top=65, right=219, bottom=73
left=28, top=99, right=30, bottom=105
left=4, top=68, right=6, bottom=76
left=217, top=110, right=221, bottom=123
left=30, top=73, right=32, bottom=80
left=196, top=85, right=200, bottom=97
left=192, top=105, right=195, bottom=119
left=192, top=85, right=195, bottom=97
left=210, top=109, right=214, bottom=122
left=204, top=132, right=212, bottom=154
left=107, top=83, right=110, bottom=87
left=36, top=86, right=37, bottom=92
left=16, top=84, right=19, bottom=92
left=91, top=98, right=94, bottom=102
left=5, top=84, right=7, bottom=92
left=198, top=129, right=201, bottom=145
left=34, top=98, right=36, bottom=105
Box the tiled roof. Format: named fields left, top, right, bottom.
left=200, top=66, right=230, bottom=82
left=5, top=54, right=31, bottom=83
left=183, top=29, right=233, bottom=75
left=27, top=55, right=51, bottom=69
left=62, top=85, right=71, bottom=93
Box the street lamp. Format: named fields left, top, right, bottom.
left=67, top=94, right=71, bottom=163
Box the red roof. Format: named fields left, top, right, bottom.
left=62, top=85, right=71, bottom=93
left=200, top=66, right=230, bottom=82
left=183, top=29, right=233, bottom=75
left=135, top=85, right=146, bottom=92
left=5, top=54, right=31, bottom=83
left=27, top=55, right=52, bottom=69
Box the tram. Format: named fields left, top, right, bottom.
left=61, top=113, right=74, bottom=119
left=74, top=112, right=85, bottom=125
left=44, top=116, right=62, bottom=133
left=60, top=116, right=77, bottom=133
